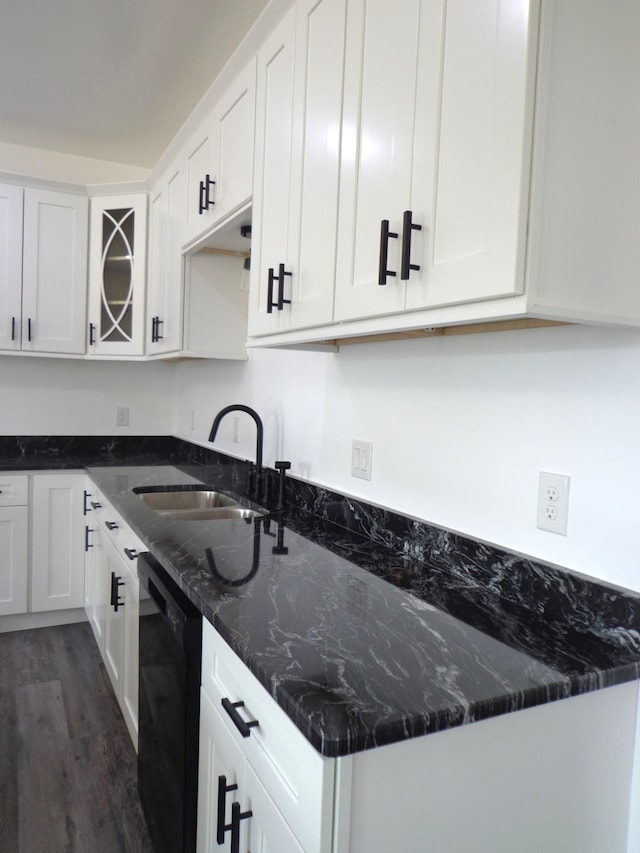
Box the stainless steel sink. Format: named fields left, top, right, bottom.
left=134, top=487, right=266, bottom=521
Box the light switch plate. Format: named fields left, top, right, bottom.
left=352, top=440, right=373, bottom=481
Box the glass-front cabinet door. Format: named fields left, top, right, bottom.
left=87, top=194, right=147, bottom=356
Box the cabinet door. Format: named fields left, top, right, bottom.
left=248, top=7, right=296, bottom=337
left=102, top=537, right=126, bottom=698
left=0, top=183, right=23, bottom=351
left=30, top=473, right=85, bottom=612
left=212, top=59, right=256, bottom=225
left=0, top=506, right=28, bottom=616
left=184, top=122, right=216, bottom=246
left=87, top=194, right=148, bottom=356
left=120, top=559, right=139, bottom=748
left=285, top=0, right=347, bottom=332
left=84, top=523, right=108, bottom=651
left=21, top=188, right=88, bottom=354
left=334, top=0, right=442, bottom=322
left=147, top=165, right=185, bottom=354
left=197, top=689, right=245, bottom=853
left=244, top=763, right=304, bottom=853
left=406, top=0, right=537, bottom=311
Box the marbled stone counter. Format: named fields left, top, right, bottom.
left=85, top=463, right=640, bottom=758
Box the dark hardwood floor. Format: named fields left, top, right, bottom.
left=0, top=622, right=153, bottom=853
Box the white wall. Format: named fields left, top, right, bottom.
left=0, top=140, right=149, bottom=186
left=174, top=324, right=640, bottom=593
left=0, top=356, right=174, bottom=435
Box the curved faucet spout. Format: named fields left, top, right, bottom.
left=209, top=404, right=264, bottom=498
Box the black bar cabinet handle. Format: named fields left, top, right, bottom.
left=216, top=775, right=238, bottom=844
left=378, top=219, right=398, bottom=285
left=110, top=572, right=124, bottom=611
left=27, top=317, right=32, bottom=341
left=277, top=263, right=292, bottom=310
left=198, top=179, right=206, bottom=214
left=105, top=521, right=119, bottom=531
left=204, top=174, right=216, bottom=209
left=151, top=316, right=157, bottom=343
left=89, top=322, right=96, bottom=346
left=221, top=698, right=259, bottom=738
left=84, top=526, right=93, bottom=552
left=83, top=490, right=91, bottom=515
left=230, top=801, right=253, bottom=853
left=267, top=267, right=278, bottom=313
left=400, top=209, right=422, bottom=280
left=91, top=501, right=102, bottom=510
left=155, top=317, right=163, bottom=341
left=123, top=548, right=138, bottom=561
left=11, top=316, right=16, bottom=341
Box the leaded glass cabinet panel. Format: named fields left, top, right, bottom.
left=88, top=194, right=147, bottom=356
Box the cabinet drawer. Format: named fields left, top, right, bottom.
left=0, top=474, right=28, bottom=506
left=201, top=620, right=334, bottom=853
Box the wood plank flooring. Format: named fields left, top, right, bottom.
left=0, top=622, right=153, bottom=853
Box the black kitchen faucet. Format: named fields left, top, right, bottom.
left=209, top=404, right=264, bottom=500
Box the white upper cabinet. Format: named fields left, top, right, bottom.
left=183, top=60, right=257, bottom=249
left=249, top=0, right=347, bottom=336
left=0, top=183, right=23, bottom=351
left=211, top=59, right=256, bottom=226
left=334, top=0, right=535, bottom=322
left=87, top=193, right=148, bottom=357
left=334, top=0, right=440, bottom=321
left=248, top=0, right=640, bottom=344
left=0, top=183, right=88, bottom=354
left=407, top=0, right=536, bottom=312
left=249, top=7, right=297, bottom=337
left=147, top=163, right=185, bottom=354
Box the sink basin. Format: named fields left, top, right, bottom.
left=136, top=488, right=238, bottom=513
left=159, top=506, right=265, bottom=522
left=133, top=486, right=266, bottom=521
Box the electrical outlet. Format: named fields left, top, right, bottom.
left=190, top=409, right=196, bottom=431
left=537, top=472, right=570, bottom=535
left=351, top=440, right=373, bottom=481
left=116, top=406, right=129, bottom=427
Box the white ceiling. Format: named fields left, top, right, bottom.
left=0, top=0, right=267, bottom=168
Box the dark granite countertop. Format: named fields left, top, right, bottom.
left=83, top=461, right=640, bottom=758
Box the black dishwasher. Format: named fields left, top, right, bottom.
left=138, top=553, right=202, bottom=853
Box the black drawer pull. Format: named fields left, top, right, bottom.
left=105, top=521, right=119, bottom=530
left=217, top=774, right=238, bottom=844
left=84, top=526, right=94, bottom=552
left=221, top=698, right=259, bottom=738
left=11, top=316, right=16, bottom=341
left=90, top=501, right=102, bottom=510
left=89, top=322, right=96, bottom=346
left=124, top=547, right=138, bottom=561
left=83, top=489, right=91, bottom=515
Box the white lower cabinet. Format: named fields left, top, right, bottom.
left=30, top=473, right=85, bottom=612
left=199, top=621, right=638, bottom=853
left=198, top=619, right=334, bottom=853
left=0, top=474, right=29, bottom=616
left=83, top=482, right=141, bottom=748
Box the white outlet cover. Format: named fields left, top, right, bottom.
left=537, top=472, right=570, bottom=535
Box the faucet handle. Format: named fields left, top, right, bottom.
left=274, top=461, right=291, bottom=511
